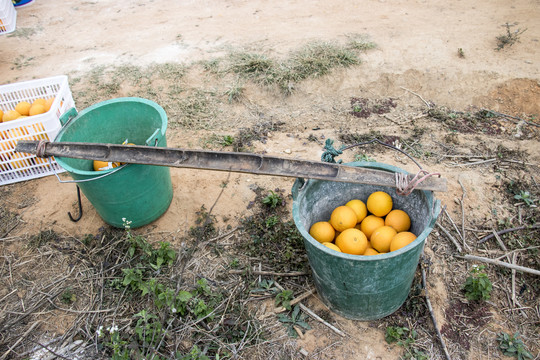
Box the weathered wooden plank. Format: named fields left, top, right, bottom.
left=16, top=140, right=447, bottom=192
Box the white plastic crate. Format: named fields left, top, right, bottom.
left=0, top=0, right=16, bottom=35
left=1, top=75, right=75, bottom=185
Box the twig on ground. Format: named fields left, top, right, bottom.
left=0, top=321, right=41, bottom=360
left=421, top=262, right=451, bottom=360
left=27, top=339, right=71, bottom=360
left=481, top=109, right=540, bottom=128
left=436, top=223, right=462, bottom=252
left=495, top=245, right=540, bottom=261
left=400, top=86, right=431, bottom=108
left=274, top=282, right=345, bottom=337
left=443, top=208, right=464, bottom=243
left=458, top=254, right=540, bottom=276
left=478, top=223, right=540, bottom=244
left=228, top=269, right=308, bottom=277
left=449, top=159, right=497, bottom=167
left=457, top=179, right=470, bottom=251
left=492, top=230, right=517, bottom=308
left=201, top=226, right=239, bottom=246
left=298, top=303, right=346, bottom=337
left=274, top=288, right=316, bottom=314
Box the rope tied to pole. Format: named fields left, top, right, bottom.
left=321, top=139, right=345, bottom=164
left=35, top=140, right=49, bottom=158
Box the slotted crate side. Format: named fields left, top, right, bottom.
left=0, top=0, right=16, bottom=35
left=0, top=76, right=75, bottom=185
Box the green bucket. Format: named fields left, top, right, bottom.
left=54, top=97, right=173, bottom=229
left=292, top=162, right=440, bottom=320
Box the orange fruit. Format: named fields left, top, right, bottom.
left=29, top=104, right=46, bottom=116
left=370, top=225, right=397, bottom=253
left=32, top=98, right=47, bottom=107
left=335, top=228, right=368, bottom=255
left=93, top=160, right=121, bottom=171
left=10, top=152, right=28, bottom=169
left=2, top=110, right=21, bottom=122
left=390, top=232, right=417, bottom=252
left=15, top=101, right=31, bottom=116
left=363, top=248, right=380, bottom=256
left=330, top=206, right=358, bottom=232
left=359, top=215, right=385, bottom=240
left=385, top=209, right=411, bottom=232
left=322, top=242, right=342, bottom=252
left=44, top=97, right=55, bottom=112
left=345, top=199, right=368, bottom=223
left=309, top=221, right=336, bottom=243
left=0, top=109, right=4, bottom=122
left=366, top=191, right=393, bottom=217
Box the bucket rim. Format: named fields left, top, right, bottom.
left=53, top=97, right=167, bottom=176
left=292, top=161, right=441, bottom=261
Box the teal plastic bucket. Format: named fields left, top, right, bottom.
left=54, top=97, right=173, bottom=228
left=292, top=162, right=440, bottom=320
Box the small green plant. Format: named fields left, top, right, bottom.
left=463, top=265, right=493, bottom=301
left=220, top=135, right=235, bottom=146
left=134, top=310, right=163, bottom=347
left=229, top=257, right=240, bottom=268
left=177, top=345, right=211, bottom=360
left=275, top=289, right=294, bottom=310
left=60, top=287, right=76, bottom=304
left=497, top=332, right=533, bottom=360
left=385, top=326, right=428, bottom=360
left=277, top=304, right=311, bottom=338
left=457, top=48, right=465, bottom=58
left=262, top=190, right=282, bottom=208
left=265, top=215, right=280, bottom=228
left=225, top=80, right=245, bottom=103
left=97, top=324, right=129, bottom=360
left=251, top=279, right=279, bottom=294
left=514, top=191, right=536, bottom=207
left=496, top=23, right=527, bottom=51
left=354, top=153, right=375, bottom=162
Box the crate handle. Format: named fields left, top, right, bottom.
left=59, top=107, right=78, bottom=126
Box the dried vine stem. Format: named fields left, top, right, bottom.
left=421, top=263, right=451, bottom=360
left=458, top=254, right=540, bottom=276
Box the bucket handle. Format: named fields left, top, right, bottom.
left=291, top=177, right=309, bottom=200
left=145, top=128, right=162, bottom=147
left=51, top=129, right=163, bottom=184
left=49, top=156, right=128, bottom=183
left=59, top=107, right=78, bottom=127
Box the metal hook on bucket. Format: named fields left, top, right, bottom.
left=68, top=186, right=83, bottom=222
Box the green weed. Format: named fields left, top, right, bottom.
left=497, top=332, right=533, bottom=359
left=463, top=265, right=492, bottom=301
left=278, top=304, right=311, bottom=338
left=385, top=326, right=428, bottom=360
left=275, top=289, right=294, bottom=310
left=496, top=23, right=527, bottom=51
left=262, top=190, right=283, bottom=209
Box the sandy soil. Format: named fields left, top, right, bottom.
left=1, top=0, right=539, bottom=359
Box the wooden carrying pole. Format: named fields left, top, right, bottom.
left=16, top=140, right=447, bottom=192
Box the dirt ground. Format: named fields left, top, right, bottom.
left=1, top=0, right=539, bottom=359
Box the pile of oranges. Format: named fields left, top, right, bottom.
left=1, top=98, right=56, bottom=172
left=0, top=98, right=54, bottom=123
left=309, top=191, right=417, bottom=256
